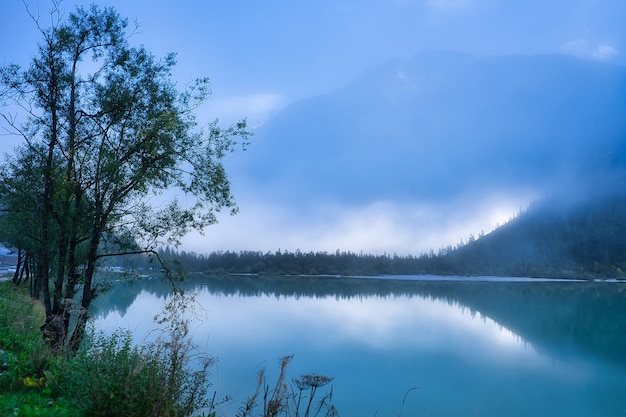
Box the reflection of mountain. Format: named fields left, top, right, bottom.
left=438, top=281, right=626, bottom=367
left=93, top=275, right=626, bottom=368
left=200, top=276, right=626, bottom=368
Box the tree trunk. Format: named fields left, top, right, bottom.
left=53, top=231, right=68, bottom=314
left=68, top=225, right=102, bottom=354
left=36, top=249, right=51, bottom=314
left=38, top=43, right=61, bottom=348
left=12, top=248, right=23, bottom=286
left=40, top=313, right=66, bottom=354
left=62, top=231, right=81, bottom=347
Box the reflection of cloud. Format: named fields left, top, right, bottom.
left=93, top=284, right=597, bottom=416
left=561, top=39, right=618, bottom=61
left=107, top=290, right=544, bottom=366
left=93, top=291, right=168, bottom=341
left=315, top=295, right=532, bottom=362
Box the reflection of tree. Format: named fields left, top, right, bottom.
left=445, top=281, right=626, bottom=367
left=194, top=276, right=626, bottom=368
left=91, top=275, right=175, bottom=318
left=92, top=274, right=626, bottom=368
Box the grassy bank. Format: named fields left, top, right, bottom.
left=0, top=280, right=214, bottom=417
left=0, top=280, right=77, bottom=416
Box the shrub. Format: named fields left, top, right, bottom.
left=62, top=329, right=161, bottom=416
left=61, top=292, right=215, bottom=417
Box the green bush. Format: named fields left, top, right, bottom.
left=60, top=292, right=215, bottom=417
left=62, top=329, right=164, bottom=417
left=0, top=282, right=51, bottom=385
left=0, top=283, right=216, bottom=417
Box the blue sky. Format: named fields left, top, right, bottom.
left=2, top=1, right=626, bottom=255
left=3, top=1, right=624, bottom=124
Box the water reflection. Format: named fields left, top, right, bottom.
left=91, top=276, right=626, bottom=416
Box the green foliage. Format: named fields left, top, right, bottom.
left=63, top=330, right=132, bottom=415
left=161, top=247, right=421, bottom=276
left=61, top=293, right=215, bottom=417
left=63, top=329, right=167, bottom=417
left=0, top=391, right=78, bottom=417
left=0, top=1, right=250, bottom=353
left=0, top=282, right=52, bottom=388
left=0, top=282, right=217, bottom=417
left=0, top=281, right=76, bottom=416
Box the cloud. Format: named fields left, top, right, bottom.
left=181, top=190, right=533, bottom=256
left=592, top=44, right=618, bottom=60
left=561, top=39, right=588, bottom=56
left=561, top=39, right=618, bottom=61
left=204, top=93, right=287, bottom=128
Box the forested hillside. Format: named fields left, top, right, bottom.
left=435, top=188, right=626, bottom=278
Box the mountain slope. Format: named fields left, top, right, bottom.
left=236, top=51, right=626, bottom=205
left=212, top=51, right=626, bottom=256
left=436, top=183, right=626, bottom=278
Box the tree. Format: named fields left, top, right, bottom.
left=0, top=2, right=250, bottom=353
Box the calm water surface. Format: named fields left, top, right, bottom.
left=91, top=275, right=626, bottom=416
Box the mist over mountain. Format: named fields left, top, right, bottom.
left=235, top=51, right=626, bottom=206
left=198, top=51, right=626, bottom=256
left=434, top=186, right=626, bottom=278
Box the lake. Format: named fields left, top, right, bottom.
left=91, top=274, right=626, bottom=416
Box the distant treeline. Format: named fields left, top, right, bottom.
left=159, top=246, right=435, bottom=276
left=154, top=187, right=626, bottom=279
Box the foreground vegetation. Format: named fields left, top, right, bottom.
left=0, top=280, right=338, bottom=417
left=0, top=280, right=74, bottom=416
left=0, top=280, right=212, bottom=416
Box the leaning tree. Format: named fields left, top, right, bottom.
left=0, top=2, right=250, bottom=353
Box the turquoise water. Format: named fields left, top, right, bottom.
left=92, top=275, right=626, bottom=416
